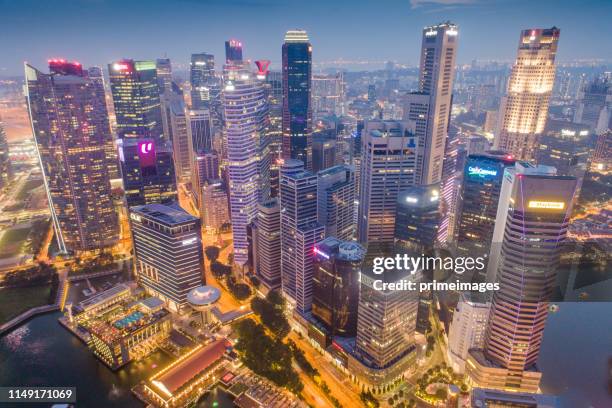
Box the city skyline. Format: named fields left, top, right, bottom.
left=2, top=0, right=612, bottom=77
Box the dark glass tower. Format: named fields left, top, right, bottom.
left=225, top=39, right=243, bottom=63
left=190, top=53, right=216, bottom=110
left=282, top=30, right=313, bottom=170
left=25, top=60, right=119, bottom=253
left=312, top=237, right=364, bottom=337
left=394, top=184, right=440, bottom=254
left=108, top=60, right=164, bottom=142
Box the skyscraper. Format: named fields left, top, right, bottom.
left=25, top=60, right=119, bottom=253
left=118, top=138, right=177, bottom=207
left=225, top=39, right=243, bottom=63
left=108, top=59, right=164, bottom=142
left=312, top=73, right=345, bottom=121
left=317, top=164, right=355, bottom=241
left=447, top=293, right=490, bottom=373
left=199, top=179, right=229, bottom=234
left=574, top=76, right=612, bottom=134
left=394, top=184, right=440, bottom=254
left=188, top=109, right=213, bottom=153
left=169, top=99, right=192, bottom=183
left=282, top=30, right=313, bottom=170
left=190, top=53, right=216, bottom=110
left=155, top=58, right=173, bottom=95
left=455, top=152, right=516, bottom=274
left=494, top=28, right=560, bottom=161
left=0, top=121, right=12, bottom=189
left=223, top=62, right=270, bottom=266
left=252, top=198, right=282, bottom=291
left=312, top=237, right=364, bottom=337
left=403, top=22, right=458, bottom=185
left=280, top=159, right=325, bottom=314
left=466, top=163, right=577, bottom=393
left=357, top=120, right=417, bottom=245
left=312, top=132, right=337, bottom=173
left=130, top=203, right=204, bottom=313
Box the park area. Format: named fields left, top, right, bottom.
left=0, top=225, right=31, bottom=259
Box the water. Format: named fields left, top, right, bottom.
left=1, top=306, right=611, bottom=407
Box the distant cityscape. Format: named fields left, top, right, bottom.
left=0, top=9, right=611, bottom=408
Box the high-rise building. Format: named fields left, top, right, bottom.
left=590, top=130, right=611, bottom=173
left=349, top=254, right=419, bottom=391
left=155, top=58, right=173, bottom=95
left=252, top=198, right=282, bottom=291
left=0, top=121, right=12, bottom=189
left=394, top=184, right=440, bottom=254
left=25, top=61, right=119, bottom=253
left=86, top=66, right=119, bottom=179
left=192, top=150, right=220, bottom=202
left=190, top=53, right=216, bottom=111
left=466, top=163, right=577, bottom=393
left=455, top=152, right=516, bottom=274
left=169, top=99, right=192, bottom=183
left=282, top=30, right=313, bottom=170
left=403, top=22, right=458, bottom=185
left=108, top=59, right=164, bottom=142
left=312, top=237, right=364, bottom=337
left=357, top=120, right=417, bottom=245
left=118, top=138, right=177, bottom=207
left=199, top=180, right=229, bottom=234
left=223, top=63, right=270, bottom=266
left=280, top=159, right=325, bottom=314
left=573, top=76, right=611, bottom=134
left=494, top=28, right=560, bottom=161
left=225, top=39, right=243, bottom=63
left=130, top=203, right=204, bottom=313
left=447, top=293, right=490, bottom=373
left=312, top=133, right=337, bottom=173
left=188, top=109, right=213, bottom=153
left=317, top=164, right=355, bottom=241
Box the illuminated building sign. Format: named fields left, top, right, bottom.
left=313, top=247, right=330, bottom=260
left=137, top=140, right=156, bottom=168
left=113, top=62, right=131, bottom=71
left=468, top=166, right=498, bottom=178
left=130, top=213, right=142, bottom=222
left=405, top=196, right=418, bottom=204
left=255, top=60, right=270, bottom=79
left=528, top=201, right=565, bottom=210
left=182, top=237, right=197, bottom=246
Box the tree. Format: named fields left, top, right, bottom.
left=251, top=292, right=290, bottom=338
left=204, top=246, right=220, bottom=262
left=226, top=276, right=251, bottom=300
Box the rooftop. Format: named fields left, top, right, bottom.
left=131, top=202, right=197, bottom=226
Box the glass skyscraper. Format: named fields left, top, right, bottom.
left=25, top=60, right=119, bottom=253
left=282, top=30, right=313, bottom=170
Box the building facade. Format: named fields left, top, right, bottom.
left=317, top=164, right=355, bottom=241
left=252, top=198, right=282, bottom=291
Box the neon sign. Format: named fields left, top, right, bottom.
left=468, top=166, right=498, bottom=178
left=528, top=201, right=565, bottom=210
left=255, top=60, right=270, bottom=79
left=313, top=247, right=330, bottom=260
left=137, top=140, right=156, bottom=168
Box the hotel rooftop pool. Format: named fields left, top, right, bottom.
left=114, top=311, right=144, bottom=329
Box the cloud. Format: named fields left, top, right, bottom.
left=410, top=0, right=477, bottom=8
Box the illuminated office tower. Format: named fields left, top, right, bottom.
left=25, top=60, right=119, bottom=253
left=455, top=152, right=516, bottom=274
left=590, top=130, right=611, bottom=173
left=130, top=203, right=204, bottom=313
left=357, top=120, right=417, bottom=245
left=437, top=124, right=465, bottom=244
left=190, top=53, right=216, bottom=110
left=447, top=293, right=490, bottom=373
left=280, top=159, right=325, bottom=314
left=403, top=22, right=458, bottom=185
left=349, top=261, right=419, bottom=392
left=225, top=39, right=243, bottom=63
left=0, top=120, right=13, bottom=189
left=192, top=150, right=220, bottom=201
left=466, top=163, right=577, bottom=393
left=188, top=109, right=213, bottom=153
left=155, top=58, right=172, bottom=94
left=312, top=238, right=364, bottom=337
left=282, top=30, right=313, bottom=170
left=200, top=179, right=229, bottom=234
left=317, top=164, right=355, bottom=241
left=223, top=63, right=270, bottom=266
left=86, top=66, right=119, bottom=179
left=169, top=99, right=192, bottom=183
left=108, top=59, right=164, bottom=142
left=118, top=138, right=177, bottom=207
left=252, top=198, right=282, bottom=291
left=394, top=184, right=440, bottom=254
left=494, top=28, right=560, bottom=161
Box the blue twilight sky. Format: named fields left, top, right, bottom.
left=1, top=0, right=611, bottom=76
